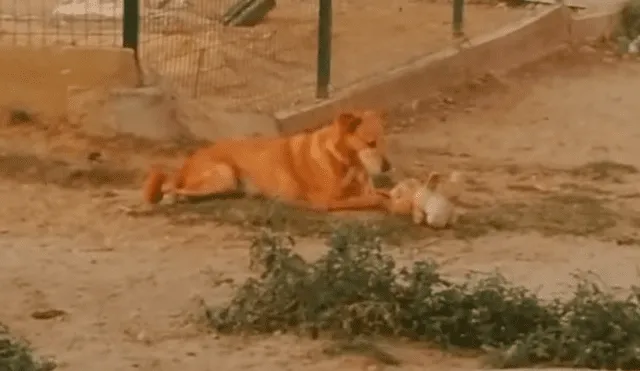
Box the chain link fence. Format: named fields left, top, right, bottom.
left=138, top=0, right=319, bottom=112
left=0, top=0, right=506, bottom=116
left=0, top=0, right=123, bottom=46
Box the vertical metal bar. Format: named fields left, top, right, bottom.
left=27, top=0, right=32, bottom=46
left=123, top=0, right=139, bottom=53
left=452, top=0, right=464, bottom=37
left=12, top=0, right=16, bottom=45
left=193, top=48, right=206, bottom=98
left=315, top=0, right=332, bottom=99
left=41, top=0, right=46, bottom=47
left=84, top=0, right=89, bottom=45
left=123, top=0, right=143, bottom=86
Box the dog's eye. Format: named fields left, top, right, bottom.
left=367, top=140, right=377, bottom=148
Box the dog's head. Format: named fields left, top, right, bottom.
left=330, top=110, right=392, bottom=176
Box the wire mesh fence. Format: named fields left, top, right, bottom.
left=0, top=0, right=524, bottom=117
left=136, top=0, right=503, bottom=114
left=138, top=0, right=319, bottom=112
left=0, top=0, right=123, bottom=46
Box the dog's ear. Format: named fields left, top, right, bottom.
left=336, top=112, right=362, bottom=133
left=446, top=171, right=465, bottom=201
left=363, top=110, right=388, bottom=124
left=425, top=172, right=441, bottom=191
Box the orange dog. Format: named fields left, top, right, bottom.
left=143, top=111, right=393, bottom=211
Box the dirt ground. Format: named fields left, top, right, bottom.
left=2, top=46, right=640, bottom=371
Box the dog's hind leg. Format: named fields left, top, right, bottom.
left=173, top=163, right=239, bottom=200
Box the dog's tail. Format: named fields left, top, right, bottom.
left=143, top=166, right=168, bottom=204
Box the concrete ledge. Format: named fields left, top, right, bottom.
left=67, top=86, right=192, bottom=141
left=570, top=9, right=620, bottom=42
left=0, top=46, right=138, bottom=118
left=274, top=4, right=618, bottom=134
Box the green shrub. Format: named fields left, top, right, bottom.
left=0, top=324, right=54, bottom=371
left=205, top=224, right=640, bottom=369
left=620, top=0, right=640, bottom=39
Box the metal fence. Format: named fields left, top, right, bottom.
left=0, top=0, right=468, bottom=112
left=137, top=0, right=319, bottom=112
left=134, top=0, right=467, bottom=112
left=0, top=0, right=123, bottom=46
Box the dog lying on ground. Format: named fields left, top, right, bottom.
left=143, top=110, right=393, bottom=211
left=388, top=171, right=464, bottom=228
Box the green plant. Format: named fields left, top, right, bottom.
left=0, top=323, right=54, bottom=371
left=205, top=224, right=640, bottom=369
left=620, top=0, right=640, bottom=39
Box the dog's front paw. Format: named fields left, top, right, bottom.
left=375, top=188, right=391, bottom=198
left=372, top=193, right=390, bottom=209
left=308, top=201, right=330, bottom=212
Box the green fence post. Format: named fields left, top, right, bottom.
left=123, top=0, right=140, bottom=53
left=452, top=0, right=464, bottom=37
left=316, top=0, right=332, bottom=99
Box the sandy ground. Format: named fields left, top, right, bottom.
left=1, top=47, right=640, bottom=371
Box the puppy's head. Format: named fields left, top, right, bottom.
left=421, top=171, right=465, bottom=201
left=332, top=110, right=391, bottom=176
left=390, top=178, right=421, bottom=199
left=388, top=177, right=422, bottom=215
left=425, top=172, right=441, bottom=191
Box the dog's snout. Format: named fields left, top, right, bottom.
left=381, top=158, right=392, bottom=172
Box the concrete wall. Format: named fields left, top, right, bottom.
left=571, top=10, right=620, bottom=42
left=0, top=46, right=138, bottom=118
left=274, top=5, right=618, bottom=134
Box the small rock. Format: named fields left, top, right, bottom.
left=410, top=99, right=422, bottom=112
left=136, top=331, right=149, bottom=343
left=31, top=309, right=68, bottom=320
left=628, top=38, right=640, bottom=54
left=442, top=96, right=454, bottom=105
left=8, top=108, right=35, bottom=125
left=100, top=190, right=118, bottom=198
left=467, top=79, right=482, bottom=89
left=87, top=151, right=102, bottom=163
left=578, top=44, right=596, bottom=53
